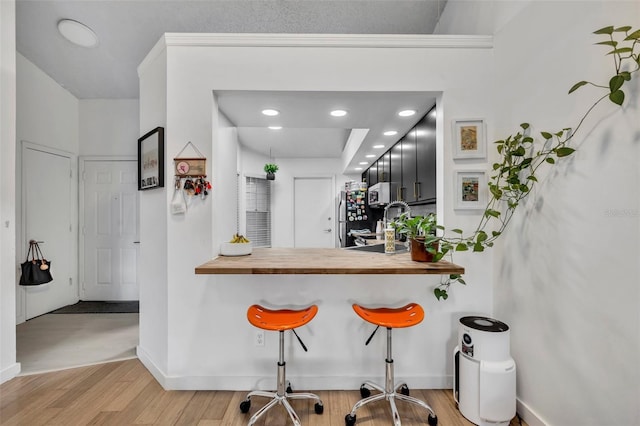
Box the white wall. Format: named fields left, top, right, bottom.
left=17, top=54, right=78, bottom=154
left=439, top=1, right=640, bottom=425
left=79, top=99, right=139, bottom=156
left=136, top=46, right=169, bottom=377
left=0, top=0, right=19, bottom=384
left=14, top=53, right=80, bottom=323
left=137, top=34, right=496, bottom=390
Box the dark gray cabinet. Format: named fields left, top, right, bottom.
left=390, top=142, right=403, bottom=200
left=401, top=129, right=417, bottom=202
left=364, top=106, right=436, bottom=205
left=414, top=108, right=436, bottom=202
left=364, top=165, right=378, bottom=186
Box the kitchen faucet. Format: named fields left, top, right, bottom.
left=384, top=200, right=411, bottom=228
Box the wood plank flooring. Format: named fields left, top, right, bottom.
left=0, top=359, right=526, bottom=425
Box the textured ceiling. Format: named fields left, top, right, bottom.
left=15, top=0, right=446, bottom=166
left=16, top=0, right=448, bottom=99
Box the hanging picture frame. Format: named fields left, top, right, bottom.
left=452, top=118, right=486, bottom=160
left=138, top=127, right=164, bottom=190
left=454, top=170, right=487, bottom=210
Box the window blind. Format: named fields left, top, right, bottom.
left=245, top=176, right=271, bottom=247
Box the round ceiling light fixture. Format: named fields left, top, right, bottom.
left=398, top=109, right=416, bottom=117
left=383, top=130, right=398, bottom=136
left=330, top=109, right=347, bottom=117
left=262, top=109, right=280, bottom=116
left=57, top=19, right=99, bottom=48
left=373, top=144, right=385, bottom=149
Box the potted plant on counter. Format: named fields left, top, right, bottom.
left=391, top=212, right=441, bottom=262
left=264, top=163, right=279, bottom=180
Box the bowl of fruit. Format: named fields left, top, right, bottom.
left=220, top=234, right=252, bottom=256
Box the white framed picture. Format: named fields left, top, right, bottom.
left=454, top=170, right=487, bottom=210
left=452, top=118, right=486, bottom=160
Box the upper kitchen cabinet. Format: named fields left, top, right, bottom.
left=414, top=107, right=436, bottom=203
left=366, top=164, right=378, bottom=186
left=390, top=142, right=403, bottom=201
left=377, top=152, right=390, bottom=183
left=364, top=105, right=436, bottom=205
left=400, top=128, right=417, bottom=202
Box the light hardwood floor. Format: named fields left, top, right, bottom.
left=0, top=359, right=526, bottom=426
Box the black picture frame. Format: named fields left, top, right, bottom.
left=138, top=127, right=165, bottom=190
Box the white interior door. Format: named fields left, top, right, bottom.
left=22, top=144, right=76, bottom=320
left=294, top=177, right=334, bottom=248
left=81, top=159, right=139, bottom=301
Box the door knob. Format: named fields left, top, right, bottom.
left=323, top=229, right=332, bottom=233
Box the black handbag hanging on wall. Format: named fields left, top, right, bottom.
left=19, top=240, right=53, bottom=286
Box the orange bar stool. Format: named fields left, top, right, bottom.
left=240, top=304, right=324, bottom=426
left=345, top=303, right=437, bottom=426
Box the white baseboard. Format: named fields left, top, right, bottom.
left=136, top=346, right=449, bottom=391
left=517, top=398, right=548, bottom=426
left=0, top=362, right=21, bottom=384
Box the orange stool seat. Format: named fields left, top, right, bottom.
left=247, top=304, right=318, bottom=331
left=352, top=303, right=424, bottom=328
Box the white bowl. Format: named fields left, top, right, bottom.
left=220, top=242, right=252, bottom=256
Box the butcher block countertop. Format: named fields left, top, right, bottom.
left=195, top=247, right=464, bottom=275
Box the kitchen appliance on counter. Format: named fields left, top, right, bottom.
left=368, top=182, right=397, bottom=208
left=337, top=184, right=376, bottom=247
left=454, top=316, right=516, bottom=426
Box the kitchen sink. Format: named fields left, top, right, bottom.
left=346, top=243, right=408, bottom=253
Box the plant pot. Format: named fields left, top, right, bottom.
left=266, top=172, right=275, bottom=180
left=410, top=237, right=438, bottom=262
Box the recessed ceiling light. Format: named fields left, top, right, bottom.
left=365, top=154, right=375, bottom=158
left=383, top=130, right=398, bottom=136
left=359, top=161, right=368, bottom=165
left=355, top=167, right=363, bottom=171
left=262, top=109, right=279, bottom=116
left=57, top=19, right=99, bottom=48
left=373, top=144, right=385, bottom=149
left=268, top=126, right=282, bottom=130
left=398, top=110, right=416, bottom=117
left=330, top=109, right=347, bottom=117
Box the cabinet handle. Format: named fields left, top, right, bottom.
left=401, top=187, right=406, bottom=201
left=397, top=186, right=401, bottom=201
left=415, top=182, right=421, bottom=199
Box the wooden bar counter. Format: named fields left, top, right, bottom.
left=195, top=247, right=464, bottom=275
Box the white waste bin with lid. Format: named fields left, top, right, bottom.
left=453, top=316, right=516, bottom=426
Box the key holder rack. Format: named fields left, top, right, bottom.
left=174, top=141, right=207, bottom=178
left=171, top=142, right=212, bottom=213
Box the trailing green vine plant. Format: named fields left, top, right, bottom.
left=432, top=25, right=640, bottom=300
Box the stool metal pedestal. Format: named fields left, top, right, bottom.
left=345, top=303, right=438, bottom=426
left=240, top=304, right=323, bottom=426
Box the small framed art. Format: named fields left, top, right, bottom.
left=452, top=119, right=486, bottom=160
left=138, top=127, right=165, bottom=190
left=454, top=170, right=487, bottom=210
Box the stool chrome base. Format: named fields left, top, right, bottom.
left=345, top=328, right=437, bottom=426
left=240, top=331, right=323, bottom=426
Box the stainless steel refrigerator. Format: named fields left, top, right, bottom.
left=337, top=189, right=374, bottom=247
